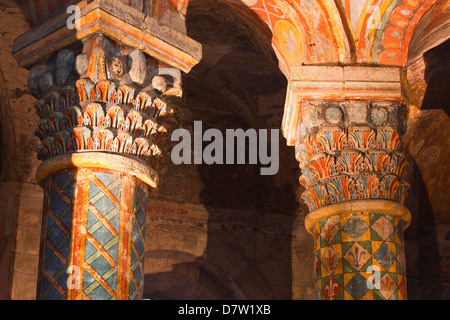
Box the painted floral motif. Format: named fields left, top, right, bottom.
left=322, top=276, right=343, bottom=300
left=325, top=107, right=343, bottom=124
left=371, top=107, right=388, bottom=126
left=314, top=212, right=407, bottom=300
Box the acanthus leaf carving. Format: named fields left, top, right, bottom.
left=297, top=101, right=410, bottom=212
left=32, top=34, right=181, bottom=170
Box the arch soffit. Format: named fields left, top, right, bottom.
left=173, top=0, right=450, bottom=71
left=354, top=0, right=449, bottom=66
left=18, top=1, right=450, bottom=70
left=184, top=0, right=353, bottom=77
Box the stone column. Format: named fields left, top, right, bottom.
left=12, top=1, right=201, bottom=300
left=282, top=66, right=412, bottom=300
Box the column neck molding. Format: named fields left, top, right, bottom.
left=304, top=199, right=411, bottom=235
left=36, top=152, right=159, bottom=188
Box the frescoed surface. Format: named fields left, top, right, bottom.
left=21, top=0, right=450, bottom=71
left=39, top=171, right=74, bottom=299
left=164, top=0, right=449, bottom=70
left=355, top=0, right=446, bottom=66
left=314, top=212, right=407, bottom=300
left=5, top=0, right=450, bottom=301
left=222, top=0, right=351, bottom=73
left=38, top=169, right=147, bottom=300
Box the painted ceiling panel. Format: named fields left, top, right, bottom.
left=23, top=0, right=450, bottom=71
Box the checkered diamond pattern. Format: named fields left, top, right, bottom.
left=314, top=211, right=407, bottom=300
left=38, top=169, right=148, bottom=300
left=81, top=171, right=121, bottom=300
left=40, top=172, right=75, bottom=300
left=129, top=184, right=147, bottom=300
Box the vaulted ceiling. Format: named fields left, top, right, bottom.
left=16, top=0, right=450, bottom=76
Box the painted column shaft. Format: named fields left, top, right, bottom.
left=12, top=0, right=201, bottom=299
left=297, top=99, right=411, bottom=300
left=313, top=209, right=407, bottom=300
left=282, top=66, right=412, bottom=300
left=28, top=32, right=170, bottom=299
left=37, top=167, right=147, bottom=300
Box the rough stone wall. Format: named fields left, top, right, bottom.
left=140, top=0, right=316, bottom=300
left=3, top=183, right=42, bottom=300
left=143, top=86, right=315, bottom=299
left=0, top=0, right=43, bottom=300
left=144, top=200, right=314, bottom=299
left=404, top=38, right=450, bottom=299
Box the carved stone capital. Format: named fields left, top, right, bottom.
left=282, top=66, right=407, bottom=146
left=295, top=99, right=411, bottom=217
left=26, top=34, right=182, bottom=186
left=285, top=71, right=414, bottom=300
left=12, top=0, right=201, bottom=185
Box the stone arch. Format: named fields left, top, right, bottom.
left=406, top=0, right=450, bottom=112
left=357, top=0, right=445, bottom=66
left=408, top=0, right=450, bottom=65
left=140, top=0, right=299, bottom=300
left=186, top=0, right=277, bottom=65
left=144, top=249, right=247, bottom=299
left=186, top=0, right=352, bottom=74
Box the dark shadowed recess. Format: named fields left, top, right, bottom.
left=144, top=0, right=301, bottom=300
left=404, top=38, right=450, bottom=300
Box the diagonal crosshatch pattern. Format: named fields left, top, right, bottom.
left=38, top=168, right=148, bottom=300
left=39, top=172, right=75, bottom=300
left=68, top=170, right=148, bottom=300
left=129, top=184, right=147, bottom=300
left=81, top=171, right=121, bottom=299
